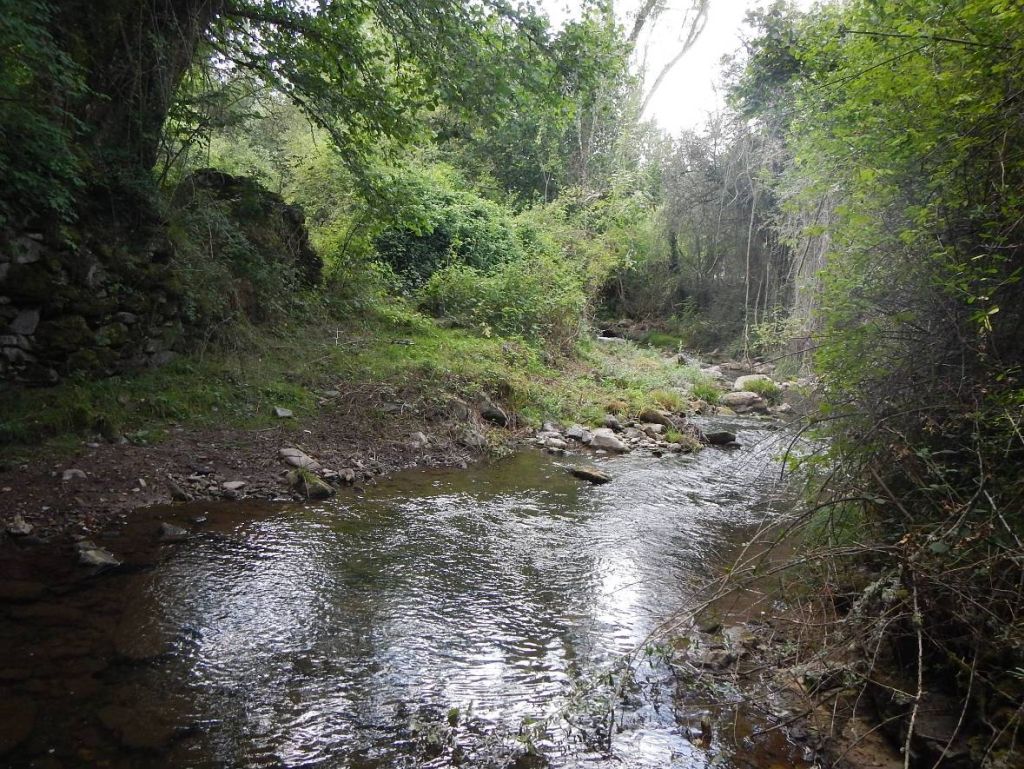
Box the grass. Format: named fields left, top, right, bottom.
left=743, top=377, right=783, bottom=404
left=0, top=302, right=718, bottom=458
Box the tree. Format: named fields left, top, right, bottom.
left=0, top=0, right=551, bottom=227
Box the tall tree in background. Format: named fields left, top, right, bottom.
left=0, top=0, right=550, bottom=228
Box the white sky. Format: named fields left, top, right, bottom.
left=543, top=1, right=814, bottom=133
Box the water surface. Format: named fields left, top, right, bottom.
left=0, top=417, right=807, bottom=768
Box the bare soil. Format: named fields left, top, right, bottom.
left=0, top=384, right=494, bottom=543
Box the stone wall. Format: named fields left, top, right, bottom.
left=0, top=230, right=183, bottom=386
left=0, top=171, right=321, bottom=386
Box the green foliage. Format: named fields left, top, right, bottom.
left=374, top=168, right=525, bottom=287
left=691, top=379, right=721, bottom=405
left=168, top=181, right=312, bottom=334
left=742, top=377, right=782, bottom=404
left=0, top=0, right=85, bottom=227
left=418, top=250, right=586, bottom=349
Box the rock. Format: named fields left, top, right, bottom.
left=772, top=403, right=794, bottom=415
left=273, top=406, right=294, bottom=418
left=61, top=468, right=87, bottom=482
left=0, top=697, right=36, bottom=755
left=459, top=427, right=488, bottom=449
left=733, top=374, right=775, bottom=391
left=320, top=389, right=341, bottom=398
left=589, top=428, right=628, bottom=453
left=150, top=350, right=177, bottom=367
left=716, top=405, right=737, bottom=416
left=639, top=408, right=674, bottom=427
left=719, top=391, right=768, bottom=412
left=8, top=308, right=40, bottom=335
left=704, top=431, right=737, bottom=446
left=279, top=447, right=322, bottom=471
left=114, top=311, right=139, bottom=325
left=446, top=397, right=473, bottom=421
left=641, top=423, right=665, bottom=438
left=158, top=522, right=189, bottom=542
left=408, top=431, right=430, bottom=449
left=480, top=402, right=509, bottom=427
left=724, top=625, right=759, bottom=652
left=287, top=469, right=335, bottom=500
left=7, top=515, right=33, bottom=536
left=565, top=424, right=591, bottom=442
left=602, top=414, right=622, bottom=431
left=167, top=477, right=192, bottom=502
left=76, top=542, right=120, bottom=569
left=545, top=437, right=568, bottom=450
left=698, top=649, right=736, bottom=669
left=338, top=468, right=356, bottom=484
left=569, top=466, right=612, bottom=484
left=221, top=480, right=247, bottom=491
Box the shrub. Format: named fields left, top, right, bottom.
left=374, top=183, right=524, bottom=288
left=418, top=249, right=586, bottom=350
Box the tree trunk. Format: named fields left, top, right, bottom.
left=54, top=0, right=223, bottom=173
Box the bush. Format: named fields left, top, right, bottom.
left=374, top=178, right=524, bottom=288
left=418, top=249, right=586, bottom=350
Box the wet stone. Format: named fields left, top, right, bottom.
left=569, top=466, right=612, bottom=485
left=159, top=522, right=189, bottom=543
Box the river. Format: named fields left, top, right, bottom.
left=0, top=416, right=809, bottom=768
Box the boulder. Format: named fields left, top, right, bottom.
left=639, top=408, right=674, bottom=427
left=569, top=466, right=612, bottom=484
left=445, top=397, right=473, bottom=421
left=545, top=437, right=568, bottom=450
left=479, top=402, right=509, bottom=427
left=589, top=428, right=628, bottom=453
left=641, top=423, right=665, bottom=438
left=459, top=427, right=488, bottom=449
left=719, top=391, right=767, bottom=412
left=287, top=470, right=335, bottom=500
left=279, top=447, right=321, bottom=471
left=221, top=480, right=247, bottom=491
left=8, top=308, right=40, bottom=336
left=565, top=424, right=592, bottom=442
left=61, top=468, right=87, bottom=482
left=76, top=542, right=120, bottom=569
left=704, top=431, right=737, bottom=447
left=166, top=477, right=192, bottom=502
left=158, top=522, right=189, bottom=543
left=733, top=373, right=774, bottom=391
left=273, top=406, right=294, bottom=419
left=602, top=414, right=622, bottom=431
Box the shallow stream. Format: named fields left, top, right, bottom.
left=0, top=417, right=808, bottom=768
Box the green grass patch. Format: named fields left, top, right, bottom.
left=1, top=303, right=719, bottom=457
left=691, top=379, right=722, bottom=404
left=744, top=377, right=783, bottom=404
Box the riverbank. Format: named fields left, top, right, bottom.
left=0, top=304, right=805, bottom=542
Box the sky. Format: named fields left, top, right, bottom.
left=543, top=1, right=813, bottom=133
left=638, top=0, right=760, bottom=132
